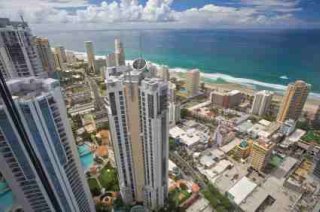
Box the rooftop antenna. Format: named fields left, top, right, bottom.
left=19, top=15, right=26, bottom=28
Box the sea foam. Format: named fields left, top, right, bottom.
left=70, top=50, right=320, bottom=99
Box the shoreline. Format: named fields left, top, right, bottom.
left=171, top=71, right=320, bottom=112
left=71, top=50, right=320, bottom=111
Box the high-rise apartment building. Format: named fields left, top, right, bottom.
left=85, top=41, right=95, bottom=72
left=53, top=46, right=67, bottom=71
left=277, top=80, right=310, bottom=123
left=251, top=90, right=273, bottom=116
left=250, top=139, right=275, bottom=172
left=115, top=39, right=125, bottom=66
left=0, top=77, right=95, bottom=212
left=105, top=58, right=168, bottom=210
left=0, top=18, right=45, bottom=79
left=106, top=53, right=116, bottom=67
left=158, top=66, right=170, bottom=81
left=186, top=69, right=200, bottom=97
left=34, top=37, right=56, bottom=74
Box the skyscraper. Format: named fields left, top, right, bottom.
left=0, top=18, right=45, bottom=79
left=186, top=69, right=200, bottom=97
left=106, top=53, right=116, bottom=67
left=105, top=58, right=168, bottom=210
left=0, top=77, right=95, bottom=212
left=34, top=37, right=56, bottom=74
left=251, top=90, right=273, bottom=116
left=277, top=80, right=310, bottom=123
left=115, top=38, right=125, bottom=66
left=85, top=41, right=95, bottom=72
left=53, top=46, right=67, bottom=71
left=158, top=66, right=170, bottom=81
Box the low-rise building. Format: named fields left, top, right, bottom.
left=235, top=139, right=253, bottom=159
left=227, top=177, right=257, bottom=205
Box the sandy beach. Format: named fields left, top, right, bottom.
left=170, top=71, right=320, bottom=113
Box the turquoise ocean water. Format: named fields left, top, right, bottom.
left=36, top=29, right=320, bottom=96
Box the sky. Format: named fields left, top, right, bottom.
left=1, top=0, right=320, bottom=30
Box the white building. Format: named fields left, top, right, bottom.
left=251, top=90, right=273, bottom=116
left=279, top=119, right=296, bottom=136
left=227, top=177, right=257, bottom=205
left=0, top=18, right=45, bottom=79
left=105, top=58, right=168, bottom=210
left=168, top=102, right=180, bottom=127
left=0, top=77, right=95, bottom=212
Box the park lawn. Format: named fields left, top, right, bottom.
left=169, top=188, right=191, bottom=205
left=98, top=165, right=119, bottom=191
left=88, top=178, right=100, bottom=191
left=302, top=130, right=320, bottom=144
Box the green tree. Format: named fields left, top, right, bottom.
left=181, top=108, right=189, bottom=119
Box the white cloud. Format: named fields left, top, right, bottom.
left=0, top=0, right=305, bottom=28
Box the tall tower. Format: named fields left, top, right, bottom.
left=0, top=18, right=45, bottom=79
left=250, top=139, right=275, bottom=172
left=53, top=46, right=67, bottom=71
left=251, top=90, right=273, bottom=116
left=34, top=37, right=56, bottom=74
left=158, top=66, right=170, bottom=81
left=277, top=80, right=310, bottom=122
left=0, top=77, right=95, bottom=212
left=85, top=41, right=95, bottom=73
left=186, top=69, right=200, bottom=97
left=105, top=58, right=168, bottom=210
left=115, top=39, right=125, bottom=66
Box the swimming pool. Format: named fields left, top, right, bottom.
left=78, top=144, right=94, bottom=171
left=0, top=181, right=14, bottom=212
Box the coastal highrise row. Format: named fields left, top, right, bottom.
left=0, top=77, right=95, bottom=211
left=277, top=80, right=310, bottom=122
left=0, top=18, right=45, bottom=79
left=105, top=58, right=168, bottom=210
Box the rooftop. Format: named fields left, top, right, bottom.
left=227, top=177, right=257, bottom=205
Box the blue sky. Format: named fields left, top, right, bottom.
left=1, top=0, right=320, bottom=29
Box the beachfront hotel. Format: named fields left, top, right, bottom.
left=85, top=41, right=96, bottom=73
left=0, top=77, right=95, bottom=211
left=251, top=90, right=274, bottom=116
left=0, top=18, right=46, bottom=79
left=34, top=37, right=56, bottom=75
left=186, top=69, right=200, bottom=97
left=105, top=58, right=168, bottom=210
left=277, top=80, right=310, bottom=123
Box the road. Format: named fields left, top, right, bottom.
left=85, top=73, right=105, bottom=110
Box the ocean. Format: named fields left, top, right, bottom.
left=35, top=28, right=320, bottom=97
